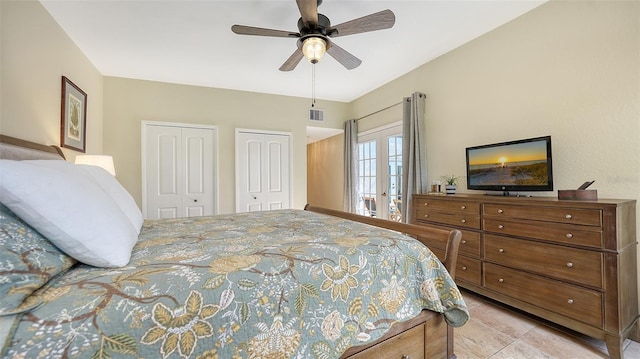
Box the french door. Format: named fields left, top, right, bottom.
left=356, top=123, right=402, bottom=222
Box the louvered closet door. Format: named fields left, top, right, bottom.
left=236, top=130, right=291, bottom=212
left=143, top=123, right=216, bottom=219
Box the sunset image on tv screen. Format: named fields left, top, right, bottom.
left=468, top=140, right=548, bottom=186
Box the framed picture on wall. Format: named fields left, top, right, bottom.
left=60, top=76, right=87, bottom=152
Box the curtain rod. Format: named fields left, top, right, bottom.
left=354, top=93, right=426, bottom=122
left=355, top=101, right=402, bottom=122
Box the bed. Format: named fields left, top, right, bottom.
left=0, top=135, right=469, bottom=359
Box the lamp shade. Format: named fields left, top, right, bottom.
left=75, top=155, right=116, bottom=176
left=302, top=37, right=326, bottom=64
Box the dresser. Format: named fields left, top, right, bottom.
left=412, top=194, right=639, bottom=359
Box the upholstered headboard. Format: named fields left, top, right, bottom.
left=0, top=135, right=65, bottom=160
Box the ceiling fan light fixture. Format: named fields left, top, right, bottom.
left=302, top=37, right=326, bottom=64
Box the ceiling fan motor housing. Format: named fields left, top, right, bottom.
left=297, top=13, right=332, bottom=36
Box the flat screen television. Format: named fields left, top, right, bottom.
left=465, top=136, right=553, bottom=195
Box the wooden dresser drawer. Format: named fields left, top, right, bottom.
left=457, top=256, right=481, bottom=286
left=458, top=230, right=481, bottom=257
left=415, top=197, right=480, bottom=214
left=483, top=218, right=603, bottom=248
left=416, top=210, right=480, bottom=229
left=483, top=204, right=602, bottom=226
left=484, top=234, right=603, bottom=288
left=348, top=322, right=424, bottom=359
left=484, top=263, right=603, bottom=328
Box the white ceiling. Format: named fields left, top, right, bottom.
left=40, top=1, right=545, bottom=103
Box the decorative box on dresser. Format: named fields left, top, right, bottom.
left=412, top=194, right=639, bottom=359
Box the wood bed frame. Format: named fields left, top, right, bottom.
left=0, top=134, right=66, bottom=159
left=305, top=206, right=462, bottom=359
left=0, top=134, right=464, bottom=359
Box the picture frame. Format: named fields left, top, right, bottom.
left=60, top=76, right=87, bottom=152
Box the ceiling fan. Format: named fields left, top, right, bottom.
left=231, top=0, right=396, bottom=71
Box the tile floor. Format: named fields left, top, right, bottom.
left=454, top=289, right=640, bottom=359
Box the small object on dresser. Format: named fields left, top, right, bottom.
left=429, top=180, right=445, bottom=195
left=558, top=181, right=597, bottom=200
left=558, top=189, right=598, bottom=200
left=577, top=180, right=595, bottom=190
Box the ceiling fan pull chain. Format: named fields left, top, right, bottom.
left=311, top=63, right=316, bottom=107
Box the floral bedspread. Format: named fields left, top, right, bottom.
left=2, top=209, right=468, bottom=359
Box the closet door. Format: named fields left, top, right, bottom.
left=236, top=129, right=291, bottom=212
left=143, top=122, right=216, bottom=219
left=183, top=127, right=215, bottom=217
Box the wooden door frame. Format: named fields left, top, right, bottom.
left=141, top=121, right=219, bottom=218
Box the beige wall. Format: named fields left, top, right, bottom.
left=0, top=0, right=103, bottom=161
left=103, top=77, right=350, bottom=214
left=311, top=0, right=640, bottom=209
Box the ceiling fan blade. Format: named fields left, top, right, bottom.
left=279, top=49, right=305, bottom=71
left=232, top=25, right=299, bottom=38
left=328, top=9, right=395, bottom=38
left=326, top=42, right=362, bottom=70
left=296, top=0, right=318, bottom=28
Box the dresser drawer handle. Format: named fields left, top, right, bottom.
left=497, top=209, right=504, bottom=214
left=565, top=214, right=573, bottom=219
left=461, top=219, right=467, bottom=223
left=462, top=240, right=467, bottom=244
left=461, top=205, right=466, bottom=210
left=498, top=278, right=504, bottom=283
left=424, top=203, right=429, bottom=206
left=424, top=214, right=429, bottom=218
left=402, top=356, right=410, bottom=359
left=498, top=248, right=505, bottom=253
left=498, top=224, right=504, bottom=229
left=462, top=266, right=467, bottom=270
left=567, top=299, right=574, bottom=305
left=566, top=262, right=574, bottom=268
left=566, top=233, right=574, bottom=239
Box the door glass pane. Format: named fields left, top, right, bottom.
left=357, top=139, right=377, bottom=217
left=388, top=135, right=402, bottom=222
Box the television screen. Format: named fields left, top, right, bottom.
left=466, top=136, right=553, bottom=194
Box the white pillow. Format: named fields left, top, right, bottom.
left=76, top=164, right=143, bottom=234
left=25, top=160, right=143, bottom=234
left=0, top=160, right=138, bottom=267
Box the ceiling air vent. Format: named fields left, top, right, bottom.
left=309, top=108, right=324, bottom=122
